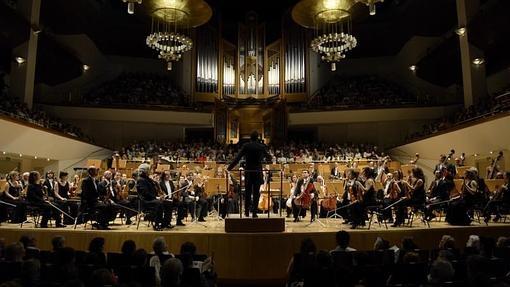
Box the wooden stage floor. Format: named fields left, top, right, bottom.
left=1, top=215, right=509, bottom=284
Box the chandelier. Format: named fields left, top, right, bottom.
left=311, top=9, right=357, bottom=71
left=146, top=8, right=192, bottom=71
left=292, top=0, right=358, bottom=71
left=142, top=0, right=212, bottom=71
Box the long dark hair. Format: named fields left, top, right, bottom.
left=28, top=171, right=40, bottom=185
left=412, top=167, right=425, bottom=181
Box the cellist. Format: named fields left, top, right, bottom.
left=291, top=170, right=318, bottom=222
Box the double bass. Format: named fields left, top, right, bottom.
left=487, top=151, right=504, bottom=179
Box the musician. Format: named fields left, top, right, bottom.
left=186, top=172, right=208, bottom=222
left=388, top=170, right=408, bottom=227
left=136, top=163, right=172, bottom=230
left=434, top=155, right=448, bottom=174
left=0, top=171, right=27, bottom=223
left=462, top=168, right=479, bottom=218
left=403, top=167, right=426, bottom=215
left=330, top=163, right=341, bottom=179
left=159, top=171, right=185, bottom=226
left=80, top=166, right=115, bottom=230
left=339, top=169, right=358, bottom=224
left=227, top=131, right=272, bottom=218
left=26, top=171, right=65, bottom=228
left=20, top=172, right=30, bottom=190
left=484, top=171, right=510, bottom=223
left=349, top=167, right=377, bottom=229
left=43, top=171, right=56, bottom=198
left=381, top=173, right=397, bottom=222
left=424, top=168, right=453, bottom=222
left=54, top=171, right=78, bottom=225
left=487, top=159, right=501, bottom=179
left=309, top=163, right=319, bottom=181
left=112, top=171, right=137, bottom=225
left=291, top=170, right=318, bottom=222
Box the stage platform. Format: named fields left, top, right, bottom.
left=1, top=215, right=509, bottom=285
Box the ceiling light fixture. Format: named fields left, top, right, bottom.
left=123, top=0, right=142, bottom=15
left=472, top=58, right=485, bottom=65
left=83, top=64, right=90, bottom=71
left=409, top=65, right=417, bottom=71
left=356, top=0, right=384, bottom=15
left=15, top=57, right=26, bottom=65
left=455, top=27, right=466, bottom=36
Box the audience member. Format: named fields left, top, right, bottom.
left=160, top=258, right=184, bottom=287
left=86, top=237, right=107, bottom=266
left=331, top=230, right=357, bottom=252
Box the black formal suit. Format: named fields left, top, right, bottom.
left=27, top=183, right=60, bottom=227
left=227, top=140, right=272, bottom=216
left=291, top=178, right=318, bottom=221
left=159, top=180, right=185, bottom=224
left=80, top=176, right=114, bottom=228
left=330, top=167, right=340, bottom=179
left=43, top=179, right=55, bottom=197
left=137, top=175, right=171, bottom=228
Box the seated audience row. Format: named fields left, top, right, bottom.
left=83, top=72, right=189, bottom=107
left=288, top=231, right=510, bottom=287
left=0, top=235, right=216, bottom=287
left=120, top=141, right=384, bottom=163
left=306, top=75, right=419, bottom=109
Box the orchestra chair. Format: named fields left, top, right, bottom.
left=20, top=204, right=44, bottom=228
left=406, top=206, right=430, bottom=228
left=367, top=204, right=387, bottom=230
left=135, top=195, right=156, bottom=230
left=73, top=203, right=102, bottom=230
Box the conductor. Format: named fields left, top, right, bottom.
left=227, top=131, right=272, bottom=218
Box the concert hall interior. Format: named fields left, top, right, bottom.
left=1, top=0, right=510, bottom=286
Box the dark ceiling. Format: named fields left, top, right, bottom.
left=1, top=0, right=509, bottom=88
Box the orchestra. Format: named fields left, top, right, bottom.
left=0, top=150, right=508, bottom=231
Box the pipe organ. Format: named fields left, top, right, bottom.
left=196, top=26, right=219, bottom=94
left=194, top=13, right=307, bottom=101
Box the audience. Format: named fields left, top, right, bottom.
left=83, top=72, right=190, bottom=108
left=1, top=233, right=509, bottom=287
left=0, top=93, right=90, bottom=141
left=407, top=90, right=510, bottom=141
left=150, top=237, right=175, bottom=285
left=307, top=74, right=418, bottom=109
left=331, top=230, right=357, bottom=252
left=120, top=140, right=384, bottom=164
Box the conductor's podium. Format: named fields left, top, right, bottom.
left=225, top=217, right=285, bottom=233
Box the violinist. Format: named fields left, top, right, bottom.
left=381, top=172, right=397, bottom=222
left=43, top=171, right=56, bottom=199
left=390, top=170, right=408, bottom=227
left=291, top=170, right=317, bottom=222
left=187, top=172, right=208, bottom=222
left=1, top=171, right=27, bottom=223
left=423, top=169, right=452, bottom=222
left=159, top=171, right=185, bottom=226
left=461, top=168, right=479, bottom=219
left=136, top=163, right=171, bottom=230
left=351, top=167, right=376, bottom=229
left=484, top=171, right=510, bottom=223
left=80, top=166, right=115, bottom=230
left=54, top=171, right=78, bottom=225
left=112, top=171, right=136, bottom=225
left=339, top=169, right=357, bottom=224
left=98, top=170, right=119, bottom=222
left=403, top=167, right=427, bottom=214
left=26, top=171, right=65, bottom=228
left=330, top=163, right=341, bottom=179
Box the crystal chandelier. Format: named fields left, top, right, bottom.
left=146, top=8, right=193, bottom=71
left=311, top=8, right=357, bottom=71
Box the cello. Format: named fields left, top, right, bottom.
left=294, top=178, right=314, bottom=209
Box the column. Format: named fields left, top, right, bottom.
left=456, top=0, right=487, bottom=108
left=9, top=0, right=41, bottom=109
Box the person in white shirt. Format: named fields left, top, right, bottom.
left=331, top=230, right=357, bottom=253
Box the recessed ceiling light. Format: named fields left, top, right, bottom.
left=83, top=64, right=90, bottom=71
left=409, top=65, right=417, bottom=71
left=472, top=58, right=485, bottom=65
left=455, top=27, right=466, bottom=36
left=15, top=57, right=26, bottom=64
